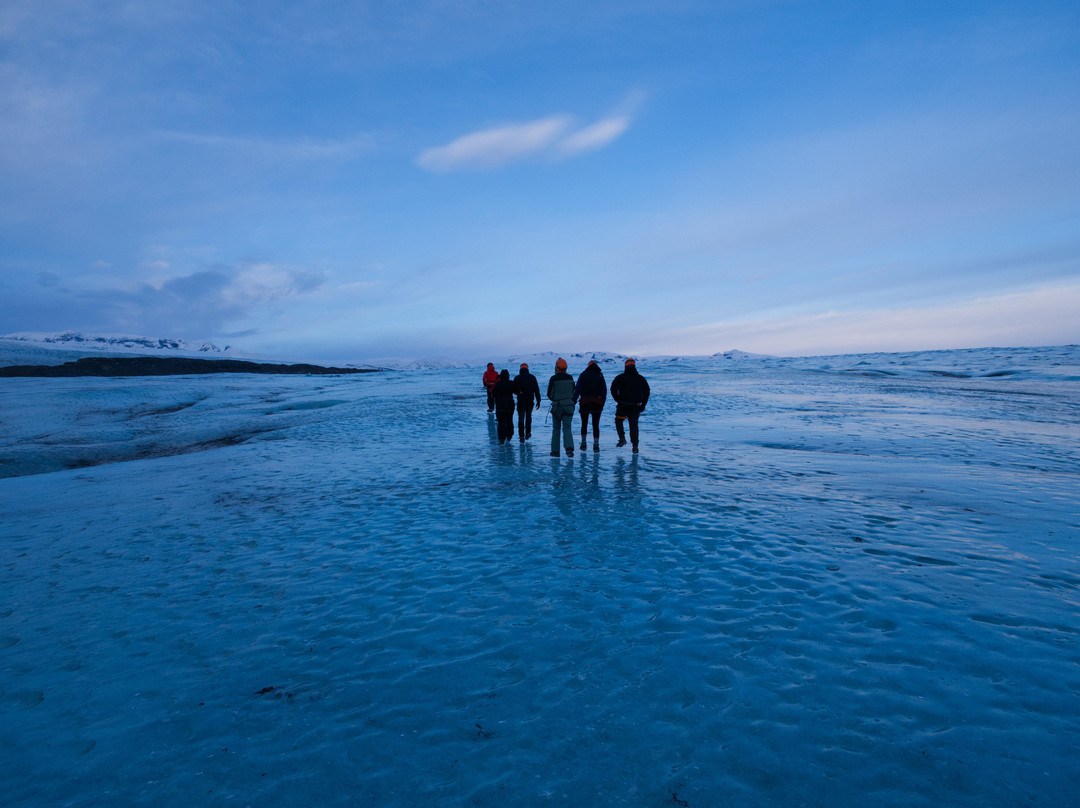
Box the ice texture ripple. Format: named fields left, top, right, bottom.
left=1, top=346, right=1078, bottom=807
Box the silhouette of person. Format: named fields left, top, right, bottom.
left=610, top=358, right=650, bottom=453
left=546, top=358, right=576, bottom=457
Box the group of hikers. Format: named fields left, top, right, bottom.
left=482, top=358, right=651, bottom=457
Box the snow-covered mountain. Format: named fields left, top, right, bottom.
left=484, top=349, right=774, bottom=371
left=359, top=356, right=474, bottom=371
left=495, top=350, right=628, bottom=369
left=0, top=331, right=257, bottom=369
left=1, top=331, right=230, bottom=354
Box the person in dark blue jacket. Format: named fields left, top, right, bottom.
left=610, top=358, right=650, bottom=453
left=574, top=360, right=607, bottom=452
left=513, top=363, right=542, bottom=442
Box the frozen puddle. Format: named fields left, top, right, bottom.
left=1, top=347, right=1078, bottom=806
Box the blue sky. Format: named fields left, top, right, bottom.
left=2, top=0, right=1078, bottom=360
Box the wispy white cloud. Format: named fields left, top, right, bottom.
left=417, top=109, right=632, bottom=172
left=416, top=115, right=571, bottom=171
left=557, top=115, right=631, bottom=156
left=157, top=131, right=376, bottom=161
left=214, top=263, right=329, bottom=307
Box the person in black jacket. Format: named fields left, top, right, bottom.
left=574, top=360, right=607, bottom=452
left=513, top=363, right=542, bottom=442
left=610, top=358, right=650, bottom=453
left=492, top=369, right=517, bottom=444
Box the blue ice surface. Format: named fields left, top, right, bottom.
left=1, top=345, right=1078, bottom=806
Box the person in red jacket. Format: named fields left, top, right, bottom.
left=482, top=362, right=498, bottom=412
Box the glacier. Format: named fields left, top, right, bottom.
left=1, top=345, right=1078, bottom=806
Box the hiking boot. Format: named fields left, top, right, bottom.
left=593, top=443, right=599, bottom=453
left=632, top=444, right=639, bottom=453
left=616, top=438, right=627, bottom=447
left=550, top=451, right=560, bottom=457
left=580, top=440, right=586, bottom=451
left=566, top=448, right=574, bottom=457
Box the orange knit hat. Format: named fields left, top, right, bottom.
left=555, top=358, right=567, bottom=371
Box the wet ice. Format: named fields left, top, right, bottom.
left=1, top=346, right=1078, bottom=806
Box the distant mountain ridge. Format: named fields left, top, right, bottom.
left=0, top=331, right=230, bottom=354
left=492, top=349, right=769, bottom=370
left=0, top=333, right=770, bottom=371
left=0, top=333, right=1074, bottom=379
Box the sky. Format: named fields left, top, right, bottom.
left=1, top=0, right=1078, bottom=361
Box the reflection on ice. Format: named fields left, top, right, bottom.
left=1, top=345, right=1078, bottom=806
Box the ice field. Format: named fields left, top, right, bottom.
left=2, top=345, right=1078, bottom=806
